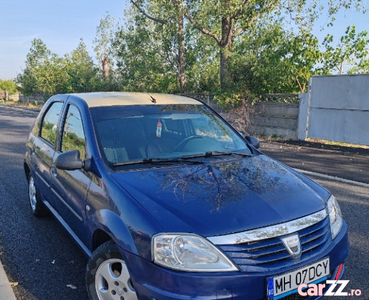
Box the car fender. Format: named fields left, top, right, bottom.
left=90, top=209, right=143, bottom=257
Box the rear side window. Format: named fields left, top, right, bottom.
left=40, top=102, right=64, bottom=146
left=61, top=105, right=86, bottom=159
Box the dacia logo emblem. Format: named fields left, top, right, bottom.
left=281, top=234, right=302, bottom=259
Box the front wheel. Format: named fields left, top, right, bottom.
left=86, top=241, right=138, bottom=300
left=28, top=174, right=49, bottom=217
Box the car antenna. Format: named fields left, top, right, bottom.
left=148, top=94, right=157, bottom=104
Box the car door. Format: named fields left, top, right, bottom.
left=31, top=101, right=64, bottom=202
left=50, top=103, right=92, bottom=245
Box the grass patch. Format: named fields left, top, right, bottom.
left=0, top=99, right=42, bottom=109
left=306, top=138, right=369, bottom=150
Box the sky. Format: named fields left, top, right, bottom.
left=0, top=0, right=128, bottom=80
left=0, top=0, right=368, bottom=80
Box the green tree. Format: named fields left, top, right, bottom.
left=17, top=38, right=50, bottom=95
left=349, top=53, right=369, bottom=73
left=94, top=13, right=118, bottom=77
left=93, top=13, right=124, bottom=91
left=231, top=21, right=322, bottom=95
left=185, top=30, right=220, bottom=93
left=17, top=38, right=71, bottom=97
left=130, top=0, right=187, bottom=91
left=182, top=0, right=366, bottom=92
left=114, top=0, right=367, bottom=99
left=66, top=39, right=97, bottom=92
left=111, top=8, right=179, bottom=92
left=183, top=0, right=282, bottom=91
left=0, top=80, right=18, bottom=96
left=322, top=25, right=369, bottom=74
left=18, top=38, right=103, bottom=96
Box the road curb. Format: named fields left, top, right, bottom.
left=0, top=260, right=16, bottom=300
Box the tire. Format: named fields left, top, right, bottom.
left=86, top=241, right=138, bottom=300
left=28, top=174, right=49, bottom=217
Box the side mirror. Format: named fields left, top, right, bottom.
left=55, top=150, right=84, bottom=170
left=245, top=136, right=260, bottom=149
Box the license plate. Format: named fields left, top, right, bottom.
left=267, top=258, right=330, bottom=300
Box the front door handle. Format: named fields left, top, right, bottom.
left=51, top=166, right=58, bottom=177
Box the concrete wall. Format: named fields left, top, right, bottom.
left=298, top=92, right=309, bottom=140
left=247, top=102, right=299, bottom=138
left=0, top=92, right=44, bottom=103
left=18, top=94, right=45, bottom=104
left=299, top=74, right=369, bottom=145
left=206, top=98, right=299, bottom=139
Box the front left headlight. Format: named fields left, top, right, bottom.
left=152, top=233, right=238, bottom=272
left=327, top=195, right=343, bottom=239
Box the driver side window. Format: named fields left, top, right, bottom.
left=40, top=102, right=63, bottom=146
left=61, top=105, right=86, bottom=159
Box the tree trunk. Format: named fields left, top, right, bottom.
left=219, top=16, right=234, bottom=91
left=102, top=57, right=110, bottom=78
left=220, top=46, right=232, bottom=91
left=178, top=7, right=186, bottom=92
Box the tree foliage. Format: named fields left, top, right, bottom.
left=94, top=13, right=118, bottom=67
left=17, top=39, right=98, bottom=97
left=181, top=0, right=367, bottom=92
left=230, top=22, right=323, bottom=95
left=183, top=0, right=282, bottom=91
left=322, top=25, right=369, bottom=74
left=129, top=0, right=187, bottom=91
left=15, top=0, right=369, bottom=106
left=67, top=39, right=97, bottom=92
left=119, top=0, right=368, bottom=101
left=0, top=80, right=18, bottom=95
left=111, top=11, right=179, bottom=92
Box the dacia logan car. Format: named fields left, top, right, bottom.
left=24, top=92, right=349, bottom=300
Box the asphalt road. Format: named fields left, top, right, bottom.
left=260, top=140, right=369, bottom=185
left=0, top=104, right=368, bottom=300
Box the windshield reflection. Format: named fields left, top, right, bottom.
left=90, top=104, right=251, bottom=167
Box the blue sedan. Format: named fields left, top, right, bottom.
left=24, top=92, right=349, bottom=300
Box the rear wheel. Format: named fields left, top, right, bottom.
left=86, top=241, right=138, bottom=300
left=28, top=174, right=49, bottom=217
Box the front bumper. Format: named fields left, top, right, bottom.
left=122, top=221, right=349, bottom=300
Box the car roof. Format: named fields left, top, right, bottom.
left=68, top=92, right=202, bottom=108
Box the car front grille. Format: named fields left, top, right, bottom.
left=217, top=217, right=331, bottom=272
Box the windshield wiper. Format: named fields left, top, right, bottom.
left=112, top=157, right=204, bottom=167
left=182, top=151, right=251, bottom=160
left=113, top=152, right=251, bottom=167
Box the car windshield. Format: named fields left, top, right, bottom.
left=90, top=104, right=252, bottom=166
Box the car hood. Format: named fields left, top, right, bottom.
left=111, top=154, right=329, bottom=237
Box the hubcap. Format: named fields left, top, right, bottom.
left=28, top=176, right=37, bottom=211
left=95, top=258, right=137, bottom=300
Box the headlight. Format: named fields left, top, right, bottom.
left=327, top=195, right=343, bottom=239
left=152, top=233, right=238, bottom=272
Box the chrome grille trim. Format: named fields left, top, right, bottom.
left=207, top=209, right=328, bottom=245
